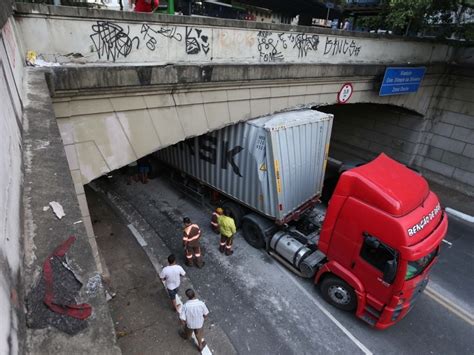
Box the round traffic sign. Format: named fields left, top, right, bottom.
left=337, top=83, right=353, bottom=104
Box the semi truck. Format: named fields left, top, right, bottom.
left=157, top=109, right=448, bottom=329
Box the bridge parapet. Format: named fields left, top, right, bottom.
left=15, top=3, right=454, bottom=66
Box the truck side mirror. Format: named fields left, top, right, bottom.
left=363, top=233, right=380, bottom=249
left=383, top=259, right=397, bottom=284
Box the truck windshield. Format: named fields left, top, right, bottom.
left=405, top=248, right=438, bottom=280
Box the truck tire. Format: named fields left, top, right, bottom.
left=242, top=219, right=266, bottom=249
left=222, top=201, right=245, bottom=228
left=320, top=276, right=357, bottom=312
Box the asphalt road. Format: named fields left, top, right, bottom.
left=95, top=174, right=474, bottom=355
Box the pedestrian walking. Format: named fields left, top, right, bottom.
left=210, top=207, right=223, bottom=234
left=137, top=157, right=150, bottom=184
left=126, top=161, right=138, bottom=185
left=159, top=254, right=186, bottom=312
left=218, top=209, right=236, bottom=255
left=179, top=288, right=209, bottom=352
left=183, top=217, right=204, bottom=268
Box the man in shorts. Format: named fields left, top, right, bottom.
left=159, top=254, right=186, bottom=312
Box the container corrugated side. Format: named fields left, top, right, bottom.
left=157, top=109, right=333, bottom=221
left=265, top=112, right=333, bottom=220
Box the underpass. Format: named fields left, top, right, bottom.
left=1, top=2, right=473, bottom=353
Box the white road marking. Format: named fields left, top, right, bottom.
left=425, top=286, right=474, bottom=326
left=442, top=239, right=453, bottom=247
left=128, top=223, right=212, bottom=354
left=274, top=263, right=373, bottom=355
left=127, top=224, right=148, bottom=246
left=445, top=207, right=474, bottom=224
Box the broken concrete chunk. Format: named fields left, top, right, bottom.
left=49, top=201, right=65, bottom=219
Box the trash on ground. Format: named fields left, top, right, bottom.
left=49, top=201, right=65, bottom=219
left=26, top=236, right=92, bottom=335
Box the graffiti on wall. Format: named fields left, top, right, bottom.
left=88, top=21, right=361, bottom=62
left=185, top=27, right=211, bottom=55
left=323, top=36, right=362, bottom=57
left=90, top=21, right=139, bottom=61
left=288, top=33, right=320, bottom=58
left=140, top=24, right=182, bottom=51
left=257, top=31, right=284, bottom=62
left=257, top=31, right=320, bottom=62
left=90, top=21, right=212, bottom=60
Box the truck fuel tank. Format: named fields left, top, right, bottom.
left=269, top=231, right=325, bottom=278
left=270, top=231, right=312, bottom=268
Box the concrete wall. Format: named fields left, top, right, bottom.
left=418, top=66, right=474, bottom=194
left=51, top=64, right=441, bottom=187
left=321, top=104, right=424, bottom=166
left=14, top=3, right=453, bottom=66
left=0, top=8, right=24, bottom=355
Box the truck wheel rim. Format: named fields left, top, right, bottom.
left=328, top=285, right=351, bottom=305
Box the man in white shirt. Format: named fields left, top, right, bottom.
left=160, top=254, right=186, bottom=312
left=179, top=288, right=209, bottom=351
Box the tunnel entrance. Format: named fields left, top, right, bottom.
left=317, top=103, right=424, bottom=167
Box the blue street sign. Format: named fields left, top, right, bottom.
left=379, top=67, right=426, bottom=96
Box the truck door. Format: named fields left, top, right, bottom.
left=352, top=233, right=398, bottom=307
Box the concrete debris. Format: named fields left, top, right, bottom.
left=85, top=274, right=102, bottom=295
left=49, top=201, right=65, bottom=219
left=26, top=240, right=91, bottom=335
left=42, top=206, right=50, bottom=211
left=105, top=290, right=116, bottom=301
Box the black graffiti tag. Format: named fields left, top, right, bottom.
left=140, top=24, right=182, bottom=51
left=185, top=27, right=210, bottom=55
left=289, top=33, right=319, bottom=58
left=90, top=21, right=139, bottom=61
left=323, top=36, right=362, bottom=57
left=257, top=31, right=284, bottom=62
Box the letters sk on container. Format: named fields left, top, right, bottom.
left=157, top=109, right=334, bottom=223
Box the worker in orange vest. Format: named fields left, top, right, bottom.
left=211, top=207, right=223, bottom=234
left=183, top=217, right=204, bottom=268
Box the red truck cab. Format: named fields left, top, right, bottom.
left=316, top=154, right=448, bottom=329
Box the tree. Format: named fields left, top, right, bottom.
left=353, top=0, right=473, bottom=39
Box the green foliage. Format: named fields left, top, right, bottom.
left=354, top=0, right=473, bottom=39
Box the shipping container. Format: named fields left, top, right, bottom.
left=157, top=109, right=333, bottom=222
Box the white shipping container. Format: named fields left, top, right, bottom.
left=157, top=109, right=333, bottom=222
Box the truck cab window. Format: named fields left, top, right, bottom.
left=360, top=236, right=397, bottom=272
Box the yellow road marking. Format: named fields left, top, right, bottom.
left=425, top=287, right=474, bottom=326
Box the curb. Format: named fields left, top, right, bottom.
left=445, top=207, right=474, bottom=224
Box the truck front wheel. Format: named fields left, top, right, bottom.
left=320, top=276, right=357, bottom=312
left=242, top=219, right=266, bottom=249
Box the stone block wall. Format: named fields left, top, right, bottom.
left=419, top=66, right=474, bottom=194
left=322, top=103, right=425, bottom=165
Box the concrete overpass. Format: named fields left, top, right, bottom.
left=1, top=3, right=473, bottom=353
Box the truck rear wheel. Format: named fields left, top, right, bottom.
left=320, top=276, right=357, bottom=312
left=222, top=201, right=245, bottom=228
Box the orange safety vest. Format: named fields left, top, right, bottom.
left=183, top=224, right=201, bottom=243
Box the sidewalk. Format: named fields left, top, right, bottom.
left=86, top=185, right=237, bottom=355
left=428, top=180, right=474, bottom=220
